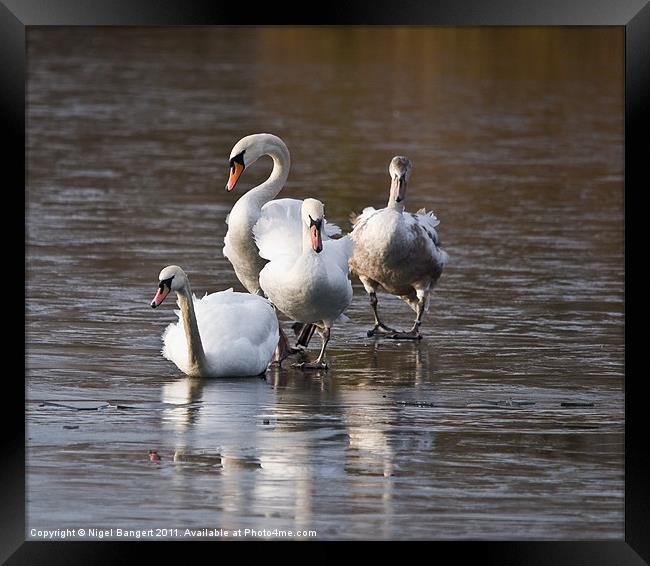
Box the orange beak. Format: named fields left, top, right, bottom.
left=310, top=225, right=323, bottom=253
left=226, top=161, right=244, bottom=192
left=151, top=285, right=170, bottom=308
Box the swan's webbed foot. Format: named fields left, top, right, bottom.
left=366, top=291, right=399, bottom=337
left=385, top=321, right=423, bottom=340
left=291, top=360, right=329, bottom=371
left=367, top=322, right=398, bottom=338
left=385, top=329, right=423, bottom=340
left=292, top=326, right=330, bottom=370
left=385, top=294, right=426, bottom=340
left=271, top=345, right=302, bottom=365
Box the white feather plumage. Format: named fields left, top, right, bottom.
left=162, top=289, right=279, bottom=377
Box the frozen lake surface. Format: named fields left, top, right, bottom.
left=26, top=27, right=624, bottom=540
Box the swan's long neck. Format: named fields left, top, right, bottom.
left=387, top=178, right=406, bottom=213
left=176, top=286, right=207, bottom=376
left=387, top=199, right=405, bottom=213
left=246, top=139, right=290, bottom=209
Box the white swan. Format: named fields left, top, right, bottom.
left=223, top=133, right=290, bottom=295
left=349, top=156, right=448, bottom=339
left=150, top=265, right=279, bottom=377
left=254, top=198, right=354, bottom=369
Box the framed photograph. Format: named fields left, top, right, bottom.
left=5, top=0, right=648, bottom=563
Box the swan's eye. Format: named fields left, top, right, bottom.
left=309, top=215, right=323, bottom=230
left=229, top=150, right=246, bottom=169
left=159, top=276, right=174, bottom=290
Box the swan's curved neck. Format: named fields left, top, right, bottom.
left=176, top=286, right=207, bottom=376
left=247, top=140, right=290, bottom=208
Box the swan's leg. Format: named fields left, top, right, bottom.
left=269, top=301, right=300, bottom=365
left=360, top=276, right=397, bottom=337
left=386, top=288, right=427, bottom=340
left=367, top=292, right=399, bottom=336
left=292, top=327, right=330, bottom=370
left=271, top=325, right=294, bottom=365
left=292, top=322, right=317, bottom=349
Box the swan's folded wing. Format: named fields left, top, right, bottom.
left=415, top=207, right=441, bottom=228
left=323, top=219, right=342, bottom=238
left=194, top=291, right=279, bottom=355
left=405, top=210, right=449, bottom=266
left=254, top=197, right=343, bottom=262
left=253, top=198, right=303, bottom=262
left=322, top=234, right=354, bottom=274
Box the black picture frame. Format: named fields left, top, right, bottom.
left=4, top=0, right=647, bottom=563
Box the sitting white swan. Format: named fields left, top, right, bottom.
left=254, top=199, right=354, bottom=369
left=150, top=265, right=279, bottom=377
left=349, top=156, right=448, bottom=339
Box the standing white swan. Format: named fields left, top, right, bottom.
left=150, top=265, right=279, bottom=377
left=254, top=198, right=354, bottom=370
left=349, top=156, right=448, bottom=339
left=223, top=133, right=290, bottom=295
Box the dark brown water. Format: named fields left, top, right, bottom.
left=26, top=27, right=624, bottom=540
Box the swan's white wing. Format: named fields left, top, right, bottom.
left=253, top=198, right=303, bottom=263
left=197, top=291, right=279, bottom=375
left=323, top=219, right=342, bottom=238
left=194, top=289, right=277, bottom=350
left=162, top=290, right=279, bottom=377
left=322, top=234, right=354, bottom=275
left=254, top=197, right=343, bottom=264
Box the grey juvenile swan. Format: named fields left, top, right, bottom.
left=349, top=156, right=448, bottom=339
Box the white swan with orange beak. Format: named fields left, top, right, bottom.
left=151, top=265, right=279, bottom=377
left=223, top=133, right=290, bottom=295
left=254, top=199, right=354, bottom=370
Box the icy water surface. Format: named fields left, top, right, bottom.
left=26, top=27, right=624, bottom=540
